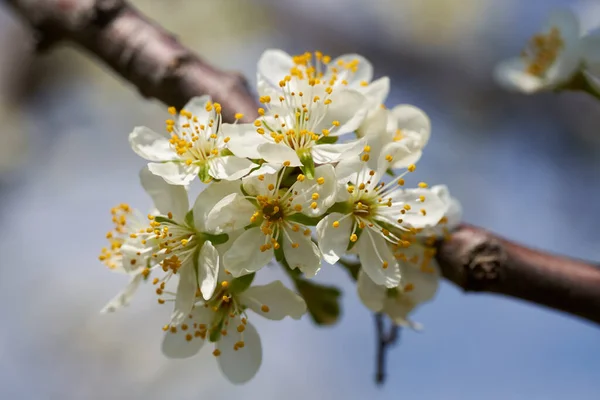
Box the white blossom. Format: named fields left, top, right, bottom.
left=206, top=165, right=337, bottom=278
left=494, top=10, right=590, bottom=93
left=316, top=143, right=446, bottom=288
left=161, top=273, right=306, bottom=384
left=129, top=96, right=257, bottom=185
left=257, top=49, right=390, bottom=108
left=223, top=52, right=375, bottom=178
left=357, top=104, right=431, bottom=170
left=100, top=168, right=239, bottom=327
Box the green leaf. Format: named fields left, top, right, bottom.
left=327, top=201, right=352, bottom=215
left=208, top=318, right=224, bottom=342
left=315, top=135, right=338, bottom=145
left=184, top=209, right=195, bottom=228
left=229, top=273, right=255, bottom=294
left=287, top=213, right=321, bottom=226
left=295, top=279, right=342, bottom=326
left=299, top=150, right=315, bottom=180
left=198, top=162, right=211, bottom=183
left=203, top=232, right=229, bottom=245
left=154, top=215, right=176, bottom=225
left=385, top=168, right=395, bottom=177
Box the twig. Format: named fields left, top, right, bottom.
left=374, top=313, right=400, bottom=384
left=4, top=0, right=600, bottom=324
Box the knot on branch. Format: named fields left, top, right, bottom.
left=464, top=239, right=506, bottom=291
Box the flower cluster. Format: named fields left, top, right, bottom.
left=99, top=49, right=460, bottom=383
left=494, top=9, right=600, bottom=94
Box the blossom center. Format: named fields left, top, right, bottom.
left=522, top=27, right=564, bottom=77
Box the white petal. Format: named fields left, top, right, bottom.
left=316, top=212, right=352, bottom=265
left=582, top=31, right=600, bottom=76
left=391, top=104, right=431, bottom=148
left=289, top=164, right=337, bottom=216
left=282, top=227, right=321, bottom=278
left=334, top=157, right=363, bottom=183
left=242, top=169, right=279, bottom=196
left=140, top=166, right=189, bottom=220
left=316, top=89, right=367, bottom=134
left=223, top=227, right=273, bottom=277
left=390, top=188, right=448, bottom=228
left=161, top=305, right=212, bottom=358
left=360, top=76, right=390, bottom=108
left=357, top=230, right=400, bottom=288
left=239, top=281, right=307, bottom=320
left=357, top=269, right=386, bottom=312
left=192, top=180, right=241, bottom=232
left=400, top=250, right=440, bottom=305
left=198, top=241, right=219, bottom=300
left=170, top=262, right=198, bottom=326
left=257, top=143, right=302, bottom=166
left=217, top=320, right=262, bottom=384
left=330, top=54, right=373, bottom=86
left=120, top=241, right=154, bottom=273
left=129, top=126, right=174, bottom=162
left=221, top=123, right=267, bottom=159
left=431, top=185, right=462, bottom=230
left=493, top=58, right=548, bottom=93
left=357, top=106, right=388, bottom=139
left=205, top=193, right=256, bottom=234
left=311, top=139, right=365, bottom=165
left=376, top=141, right=417, bottom=176
left=544, top=9, right=580, bottom=48
left=147, top=162, right=198, bottom=186
left=179, top=96, right=211, bottom=127
left=257, top=49, right=295, bottom=88
left=208, top=156, right=256, bottom=181
left=100, top=272, right=144, bottom=313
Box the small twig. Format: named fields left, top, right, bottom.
left=374, top=313, right=400, bottom=384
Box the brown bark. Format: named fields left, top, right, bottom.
left=4, top=0, right=600, bottom=325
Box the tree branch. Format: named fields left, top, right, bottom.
left=437, top=224, right=600, bottom=324
left=374, top=314, right=400, bottom=385
left=2, top=0, right=259, bottom=123
left=5, top=0, right=600, bottom=324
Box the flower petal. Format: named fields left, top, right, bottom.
left=198, top=241, right=219, bottom=300
left=494, top=58, right=547, bottom=93
left=360, top=76, right=390, bottom=108
left=357, top=269, right=386, bottom=312
left=316, top=212, right=352, bottom=265
left=257, top=49, right=295, bottom=88
left=193, top=180, right=241, bottom=232
left=129, top=126, right=173, bottom=162
left=311, top=139, right=365, bottom=165
left=217, top=320, right=262, bottom=384
left=582, top=31, right=600, bottom=76
left=257, top=143, right=302, bottom=166
left=170, top=262, right=198, bottom=326
left=147, top=162, right=198, bottom=186
left=391, top=104, right=431, bottom=148
left=330, top=54, right=373, bottom=86
left=208, top=156, right=256, bottom=181
left=239, top=280, right=307, bottom=320
left=179, top=96, right=211, bottom=127
left=223, top=227, right=274, bottom=277
left=389, top=188, right=448, bottom=228
left=400, top=249, right=440, bottom=305
left=282, top=226, right=321, bottom=278
left=161, top=305, right=212, bottom=358
left=205, top=193, right=256, bottom=234
left=316, top=89, right=367, bottom=134
left=431, top=185, right=462, bottom=230
left=290, top=164, right=337, bottom=216
left=140, top=166, right=189, bottom=220
left=100, top=271, right=144, bottom=313
left=357, top=229, right=400, bottom=288
left=221, top=123, right=267, bottom=159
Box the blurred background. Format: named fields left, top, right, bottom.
left=0, top=0, right=599, bottom=398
